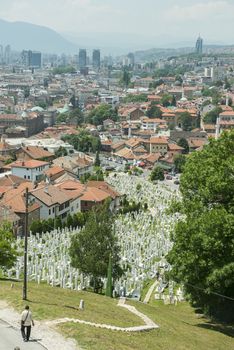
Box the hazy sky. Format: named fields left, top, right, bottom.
left=1, top=0, right=234, bottom=43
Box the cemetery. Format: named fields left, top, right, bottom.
left=7, top=173, right=182, bottom=304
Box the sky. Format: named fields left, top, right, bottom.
left=1, top=0, right=234, bottom=45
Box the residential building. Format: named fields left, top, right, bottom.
left=2, top=182, right=40, bottom=235
left=141, top=117, right=167, bottom=132
left=216, top=111, right=234, bottom=137
left=9, top=160, right=50, bottom=182
left=52, top=154, right=93, bottom=179
left=16, top=146, right=54, bottom=162
left=149, top=136, right=168, bottom=155
left=29, top=185, right=71, bottom=221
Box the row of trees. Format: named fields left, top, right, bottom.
left=30, top=212, right=87, bottom=234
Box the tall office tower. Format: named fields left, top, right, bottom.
left=195, top=35, right=203, bottom=55
left=127, top=52, right=135, bottom=67
left=31, top=51, right=42, bottom=68
left=79, top=49, right=87, bottom=68
left=92, top=49, right=101, bottom=69
left=4, top=45, right=11, bottom=64
left=21, top=50, right=42, bottom=67
left=0, top=45, right=3, bottom=64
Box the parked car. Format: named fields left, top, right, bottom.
left=174, top=180, right=180, bottom=185
left=166, top=175, right=173, bottom=180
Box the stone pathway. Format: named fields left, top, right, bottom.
left=143, top=279, right=158, bottom=304
left=46, top=298, right=159, bottom=332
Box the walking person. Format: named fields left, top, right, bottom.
left=21, top=305, right=34, bottom=342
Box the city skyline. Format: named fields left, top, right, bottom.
left=0, top=0, right=234, bottom=48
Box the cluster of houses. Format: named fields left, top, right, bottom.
left=0, top=142, right=120, bottom=235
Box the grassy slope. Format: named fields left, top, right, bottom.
left=0, top=280, right=233, bottom=350
left=0, top=280, right=142, bottom=327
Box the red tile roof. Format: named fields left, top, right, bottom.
left=9, top=160, right=49, bottom=169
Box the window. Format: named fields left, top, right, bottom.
left=24, top=175, right=26, bottom=179
left=49, top=209, right=51, bottom=215
left=28, top=176, right=30, bottom=179
left=52, top=207, right=55, bottom=213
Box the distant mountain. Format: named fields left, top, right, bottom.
left=0, top=19, right=78, bottom=53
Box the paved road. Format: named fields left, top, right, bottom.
left=0, top=319, right=45, bottom=350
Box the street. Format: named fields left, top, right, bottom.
left=0, top=319, right=44, bottom=350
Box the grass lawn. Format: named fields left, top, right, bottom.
left=0, top=279, right=142, bottom=327
left=0, top=279, right=233, bottom=350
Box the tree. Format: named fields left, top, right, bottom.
left=121, top=68, right=131, bottom=88
left=146, top=105, right=162, bottom=118
left=62, top=130, right=101, bottom=153
left=0, top=223, right=17, bottom=270
left=167, top=131, right=234, bottom=322
left=204, top=107, right=222, bottom=124
left=179, top=112, right=192, bottom=131
left=171, top=95, right=177, bottom=107
left=150, top=166, right=164, bottom=181
left=69, top=203, right=123, bottom=293
left=88, top=104, right=117, bottom=126
left=123, top=94, right=148, bottom=103
left=174, top=154, right=186, bottom=173
left=177, top=138, right=189, bottom=154
left=54, top=146, right=68, bottom=158
left=94, top=151, right=101, bottom=167
left=161, top=94, right=172, bottom=107
left=105, top=254, right=113, bottom=297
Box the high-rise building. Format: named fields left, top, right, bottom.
left=127, top=52, right=135, bottom=67
left=79, top=49, right=87, bottom=68
left=0, top=45, right=3, bottom=64
left=92, top=49, right=100, bottom=69
left=195, top=35, right=203, bottom=55
left=31, top=51, right=42, bottom=67
left=4, top=45, right=11, bottom=64
left=21, top=50, right=42, bottom=68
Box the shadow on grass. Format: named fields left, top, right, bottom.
left=196, top=322, right=234, bottom=338
left=28, top=299, right=80, bottom=312
left=0, top=277, right=21, bottom=282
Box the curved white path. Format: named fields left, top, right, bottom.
left=143, top=279, right=158, bottom=304
left=46, top=297, right=159, bottom=332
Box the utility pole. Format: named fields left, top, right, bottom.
left=23, top=187, right=29, bottom=300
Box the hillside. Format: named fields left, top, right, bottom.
left=0, top=280, right=233, bottom=350
left=0, top=19, right=78, bottom=53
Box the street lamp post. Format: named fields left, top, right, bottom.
left=23, top=187, right=29, bottom=300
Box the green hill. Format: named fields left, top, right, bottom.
left=0, top=280, right=233, bottom=350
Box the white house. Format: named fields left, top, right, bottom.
left=29, top=185, right=71, bottom=221
left=141, top=117, right=167, bottom=132
left=10, top=160, right=50, bottom=182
